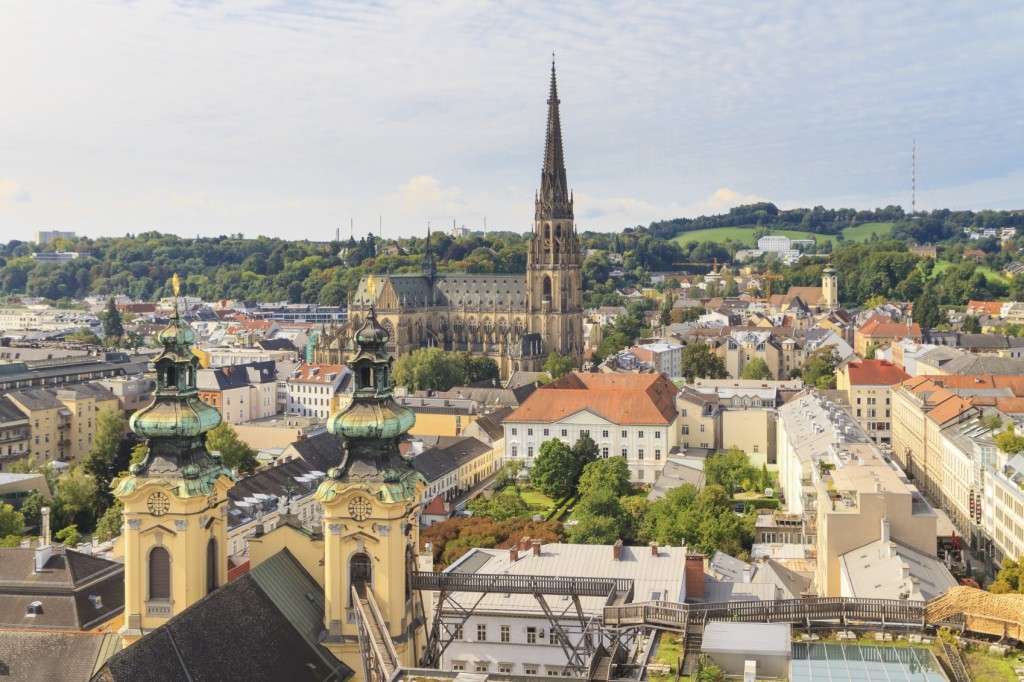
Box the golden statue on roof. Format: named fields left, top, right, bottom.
left=367, top=274, right=376, bottom=302
left=172, top=272, right=181, bottom=297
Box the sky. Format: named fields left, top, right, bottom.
left=1, top=1, right=1023, bottom=242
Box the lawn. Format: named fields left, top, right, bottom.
left=669, top=222, right=894, bottom=250
left=670, top=225, right=840, bottom=249
left=649, top=631, right=684, bottom=679
left=932, top=259, right=1010, bottom=284
left=964, top=649, right=1017, bottom=680
left=841, top=221, right=895, bottom=242
left=517, top=488, right=556, bottom=511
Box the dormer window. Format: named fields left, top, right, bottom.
left=26, top=601, right=43, bottom=616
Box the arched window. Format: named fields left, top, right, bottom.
left=350, top=552, right=372, bottom=601
left=543, top=277, right=552, bottom=299
left=149, top=547, right=170, bottom=600
left=206, top=538, right=218, bottom=594
left=164, top=366, right=176, bottom=388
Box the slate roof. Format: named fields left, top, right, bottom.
left=196, top=361, right=277, bottom=391
left=352, top=273, right=529, bottom=309
left=226, top=458, right=326, bottom=530
left=0, top=396, right=28, bottom=424
left=256, top=338, right=297, bottom=352
left=284, top=432, right=346, bottom=472
left=0, top=548, right=124, bottom=631
left=0, top=630, right=121, bottom=682
left=93, top=549, right=351, bottom=682
left=4, top=388, right=64, bottom=411
left=412, top=436, right=491, bottom=483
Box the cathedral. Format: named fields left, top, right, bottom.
left=316, top=63, right=584, bottom=377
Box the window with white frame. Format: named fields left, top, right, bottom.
left=477, top=624, right=486, bottom=641
left=500, top=625, right=510, bottom=642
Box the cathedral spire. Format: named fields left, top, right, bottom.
left=538, top=56, right=572, bottom=220
left=422, top=224, right=437, bottom=280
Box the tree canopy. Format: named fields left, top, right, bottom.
left=529, top=439, right=580, bottom=500
left=393, top=348, right=499, bottom=392
left=704, top=448, right=759, bottom=494
left=206, top=422, right=259, bottom=474
left=801, top=345, right=841, bottom=389
left=679, top=343, right=729, bottom=381
left=542, top=351, right=576, bottom=380
left=740, top=357, right=773, bottom=380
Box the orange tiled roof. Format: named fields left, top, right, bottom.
left=505, top=372, right=679, bottom=425
left=926, top=375, right=1024, bottom=395
left=845, top=359, right=910, bottom=386
left=858, top=314, right=921, bottom=338
left=966, top=300, right=1003, bottom=316
left=287, top=363, right=345, bottom=384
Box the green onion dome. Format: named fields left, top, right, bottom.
left=130, top=395, right=222, bottom=439
left=327, top=399, right=414, bottom=441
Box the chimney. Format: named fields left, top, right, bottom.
left=613, top=539, right=623, bottom=561
left=900, top=562, right=910, bottom=579
left=742, top=566, right=753, bottom=583
left=532, top=540, right=541, bottom=557
left=685, top=554, right=705, bottom=599
left=880, top=518, right=890, bottom=544
left=519, top=536, right=531, bottom=552
left=650, top=541, right=659, bottom=557
left=509, top=547, right=519, bottom=562
left=41, top=507, right=51, bottom=547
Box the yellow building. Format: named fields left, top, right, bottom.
left=114, top=307, right=235, bottom=646
left=6, top=383, right=120, bottom=465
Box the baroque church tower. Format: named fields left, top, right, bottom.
left=115, top=278, right=235, bottom=646
left=528, top=60, right=584, bottom=365
left=314, top=298, right=427, bottom=679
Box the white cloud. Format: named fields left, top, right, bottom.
left=0, top=2, right=1021, bottom=238
left=0, top=179, right=30, bottom=207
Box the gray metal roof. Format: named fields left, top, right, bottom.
left=702, top=621, right=791, bottom=656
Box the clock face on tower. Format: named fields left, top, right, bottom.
left=147, top=492, right=170, bottom=516
left=348, top=496, right=372, bottom=521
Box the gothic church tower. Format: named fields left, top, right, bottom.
left=528, top=60, right=584, bottom=365
left=115, top=287, right=235, bottom=646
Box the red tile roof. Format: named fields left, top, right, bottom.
left=966, top=300, right=1003, bottom=316
left=858, top=314, right=921, bottom=339
left=287, top=363, right=346, bottom=384
left=505, top=372, right=679, bottom=425
left=845, top=359, right=910, bottom=386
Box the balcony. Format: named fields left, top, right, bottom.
left=0, top=430, right=29, bottom=445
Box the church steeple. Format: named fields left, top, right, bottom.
left=115, top=276, right=235, bottom=646
left=421, top=225, right=437, bottom=281
left=537, top=56, right=572, bottom=221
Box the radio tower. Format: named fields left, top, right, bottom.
left=911, top=138, right=916, bottom=214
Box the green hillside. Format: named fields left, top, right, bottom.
left=669, top=222, right=894, bottom=248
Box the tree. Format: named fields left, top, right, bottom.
left=913, top=286, right=944, bottom=330
left=578, top=457, right=632, bottom=498
left=495, top=460, right=525, bottom=490
left=393, top=348, right=498, bottom=392
left=679, top=343, right=729, bottom=381
left=467, top=489, right=531, bottom=521
left=206, top=422, right=259, bottom=474
left=94, top=498, right=125, bottom=539
left=55, top=524, right=83, bottom=547
left=51, top=468, right=100, bottom=532
left=740, top=358, right=773, bottom=380
left=529, top=440, right=579, bottom=500
left=83, top=406, right=128, bottom=496
left=572, top=432, right=599, bottom=472
left=543, top=351, right=576, bottom=380
left=704, top=448, right=758, bottom=494
left=0, top=503, right=25, bottom=538
left=996, top=427, right=1024, bottom=455
left=102, top=297, right=124, bottom=340
left=65, top=327, right=102, bottom=344
left=801, top=345, right=841, bottom=389
left=962, top=315, right=982, bottom=334
left=568, top=489, right=628, bottom=544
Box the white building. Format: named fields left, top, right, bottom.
left=285, top=363, right=350, bottom=419
left=503, top=372, right=679, bottom=484
left=438, top=542, right=689, bottom=676
left=757, top=235, right=792, bottom=253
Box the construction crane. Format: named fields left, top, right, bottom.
left=758, top=274, right=785, bottom=299
left=670, top=258, right=720, bottom=273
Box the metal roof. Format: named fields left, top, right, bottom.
left=702, top=621, right=791, bottom=656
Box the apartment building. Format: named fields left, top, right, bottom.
left=0, top=397, right=31, bottom=472
left=677, top=379, right=800, bottom=468
left=197, top=361, right=278, bottom=424
left=285, top=363, right=350, bottom=419
left=854, top=314, right=921, bottom=357
left=836, top=359, right=909, bottom=446
left=5, top=384, right=119, bottom=464
left=97, top=375, right=155, bottom=412
left=776, top=391, right=940, bottom=597
left=504, top=372, right=679, bottom=484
